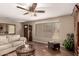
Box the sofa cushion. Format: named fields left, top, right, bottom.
left=7, top=35, right=20, bottom=42
left=12, top=41, right=24, bottom=47
left=0, top=35, right=9, bottom=45
left=20, top=37, right=26, bottom=43
left=0, top=43, right=12, bottom=51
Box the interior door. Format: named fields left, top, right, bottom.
left=24, top=25, right=28, bottom=41
left=29, top=25, right=32, bottom=41
left=24, top=24, right=32, bottom=41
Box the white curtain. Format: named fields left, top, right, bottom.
left=35, top=22, right=60, bottom=39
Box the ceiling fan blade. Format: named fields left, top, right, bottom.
left=32, top=3, right=37, bottom=8
left=24, top=12, right=29, bottom=15
left=16, top=6, right=28, bottom=11
left=35, top=10, right=45, bottom=13
left=31, top=3, right=37, bottom=12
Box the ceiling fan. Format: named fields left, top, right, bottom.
left=16, top=3, right=45, bottom=16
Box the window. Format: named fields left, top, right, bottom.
left=35, top=22, right=60, bottom=39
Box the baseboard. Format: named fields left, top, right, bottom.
left=33, top=40, right=64, bottom=48
left=33, top=40, right=48, bottom=44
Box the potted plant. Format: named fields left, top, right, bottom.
left=63, top=33, right=74, bottom=51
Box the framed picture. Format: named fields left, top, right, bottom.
left=7, top=24, right=16, bottom=34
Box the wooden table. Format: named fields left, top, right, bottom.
left=16, top=44, right=35, bottom=56
left=48, top=42, right=60, bottom=50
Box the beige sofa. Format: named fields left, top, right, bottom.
left=0, top=35, right=26, bottom=56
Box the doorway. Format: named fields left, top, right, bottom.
left=24, top=24, right=32, bottom=41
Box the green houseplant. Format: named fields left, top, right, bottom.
left=63, top=33, right=74, bottom=51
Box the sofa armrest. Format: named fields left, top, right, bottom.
left=20, top=37, right=27, bottom=43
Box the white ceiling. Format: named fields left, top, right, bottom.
left=0, top=3, right=76, bottom=22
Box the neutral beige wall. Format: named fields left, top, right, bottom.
left=23, top=15, right=74, bottom=45
left=0, top=17, right=23, bottom=36
left=59, top=15, right=74, bottom=44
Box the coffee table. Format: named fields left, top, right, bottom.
left=48, top=42, right=60, bottom=50
left=16, top=44, right=35, bottom=56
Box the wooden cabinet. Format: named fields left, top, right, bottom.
left=24, top=24, right=32, bottom=41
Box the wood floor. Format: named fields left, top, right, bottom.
left=6, top=41, right=74, bottom=56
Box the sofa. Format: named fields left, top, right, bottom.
left=0, top=35, right=26, bottom=56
